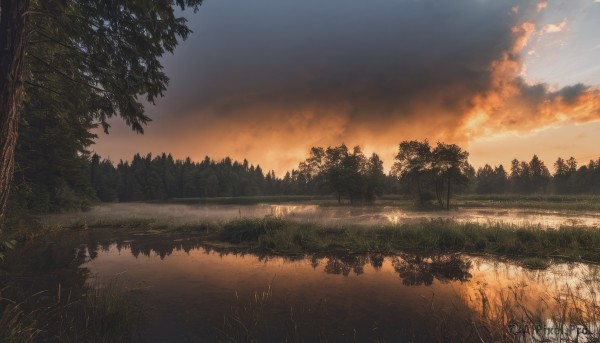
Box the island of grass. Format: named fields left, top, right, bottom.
left=19, top=215, right=599, bottom=268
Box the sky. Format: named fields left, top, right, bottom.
left=93, top=0, right=600, bottom=175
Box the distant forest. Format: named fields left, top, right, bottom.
left=8, top=130, right=600, bottom=214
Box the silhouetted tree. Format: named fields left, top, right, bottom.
left=1, top=0, right=203, bottom=228
left=393, top=140, right=470, bottom=208
left=476, top=164, right=508, bottom=194
left=431, top=142, right=470, bottom=209
left=392, top=140, right=434, bottom=205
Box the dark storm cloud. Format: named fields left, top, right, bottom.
left=95, top=0, right=600, bottom=174
left=162, top=0, right=521, bottom=121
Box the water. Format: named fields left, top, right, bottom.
left=6, top=229, right=599, bottom=342
left=48, top=202, right=600, bottom=228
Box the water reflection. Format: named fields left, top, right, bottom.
left=80, top=235, right=474, bottom=286
left=4, top=230, right=599, bottom=342
left=392, top=254, right=472, bottom=286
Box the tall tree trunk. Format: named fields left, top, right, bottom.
left=0, top=0, right=30, bottom=231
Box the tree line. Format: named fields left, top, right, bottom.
left=9, top=136, right=600, bottom=216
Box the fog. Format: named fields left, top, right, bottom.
left=46, top=203, right=600, bottom=228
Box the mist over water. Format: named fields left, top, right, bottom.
left=47, top=202, right=600, bottom=228
left=9, top=206, right=600, bottom=342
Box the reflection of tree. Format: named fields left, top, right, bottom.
left=370, top=254, right=384, bottom=270
left=391, top=254, right=472, bottom=286
left=324, top=255, right=368, bottom=276
left=81, top=235, right=476, bottom=289
left=3, top=229, right=474, bottom=317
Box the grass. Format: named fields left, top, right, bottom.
left=218, top=272, right=600, bottom=342
left=521, top=257, right=550, bottom=269
left=0, top=295, right=41, bottom=343
left=0, top=279, right=138, bottom=343
left=453, top=193, right=600, bottom=212
left=381, top=193, right=600, bottom=212
left=8, top=213, right=600, bottom=266
left=55, top=279, right=138, bottom=343
left=466, top=278, right=600, bottom=342
left=170, top=193, right=600, bottom=211
left=213, top=217, right=600, bottom=265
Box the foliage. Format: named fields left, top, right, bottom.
left=1, top=0, right=203, bottom=222
left=392, top=140, right=470, bottom=208
left=300, top=145, right=386, bottom=203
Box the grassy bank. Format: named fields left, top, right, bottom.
left=19, top=215, right=599, bottom=266
left=169, top=193, right=600, bottom=211
left=214, top=218, right=600, bottom=264
left=381, top=194, right=600, bottom=211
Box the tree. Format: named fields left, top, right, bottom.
left=323, top=145, right=351, bottom=203
left=431, top=142, right=469, bottom=209
left=0, top=0, right=30, bottom=226
left=0, top=0, right=202, bottom=228
left=393, top=140, right=470, bottom=208
left=476, top=164, right=508, bottom=194
left=475, top=164, right=495, bottom=194
left=392, top=140, right=433, bottom=205
left=528, top=155, right=551, bottom=194
left=365, top=153, right=385, bottom=202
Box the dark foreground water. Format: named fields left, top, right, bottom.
left=4, top=229, right=600, bottom=342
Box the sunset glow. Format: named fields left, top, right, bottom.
left=93, top=0, right=600, bottom=174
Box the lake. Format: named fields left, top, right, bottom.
left=6, top=224, right=599, bottom=342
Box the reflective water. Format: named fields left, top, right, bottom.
left=6, top=230, right=599, bottom=342
left=49, top=202, right=600, bottom=228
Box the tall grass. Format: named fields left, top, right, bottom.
left=216, top=217, right=600, bottom=264
left=54, top=279, right=138, bottom=343
left=218, top=272, right=600, bottom=342
left=0, top=295, right=41, bottom=343
left=24, top=215, right=600, bottom=265
left=465, top=279, right=600, bottom=342
left=454, top=194, right=600, bottom=212
left=0, top=280, right=137, bottom=343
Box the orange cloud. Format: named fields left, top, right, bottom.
left=461, top=20, right=600, bottom=142
left=92, top=0, right=600, bottom=175
left=536, top=0, right=548, bottom=12
left=541, top=20, right=567, bottom=34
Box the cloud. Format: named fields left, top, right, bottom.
left=94, top=0, right=600, bottom=173
left=541, top=20, right=568, bottom=34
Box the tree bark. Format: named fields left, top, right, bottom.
left=0, top=0, right=30, bottom=231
